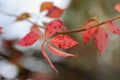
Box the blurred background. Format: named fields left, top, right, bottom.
left=0, top=0, right=120, bottom=80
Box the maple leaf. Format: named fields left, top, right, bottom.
left=94, top=27, right=108, bottom=55
left=46, top=6, right=64, bottom=18
left=82, top=21, right=97, bottom=44
left=115, top=3, right=120, bottom=13
left=45, top=19, right=63, bottom=37
left=48, top=44, right=77, bottom=58
left=49, top=34, right=78, bottom=49
left=18, top=32, right=41, bottom=46
left=16, top=13, right=30, bottom=21
left=40, top=2, right=64, bottom=18
left=107, top=21, right=120, bottom=34
left=41, top=43, right=58, bottom=73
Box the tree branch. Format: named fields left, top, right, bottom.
left=58, top=15, right=120, bottom=34
left=1, top=9, right=120, bottom=34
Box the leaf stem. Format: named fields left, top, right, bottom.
left=58, top=15, right=120, bottom=34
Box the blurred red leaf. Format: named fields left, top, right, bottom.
left=46, top=6, right=64, bottom=18
left=45, top=20, right=63, bottom=37
left=115, top=3, right=120, bottom=13
left=48, top=44, right=77, bottom=58
left=18, top=32, right=41, bottom=46
left=82, top=21, right=97, bottom=44
left=0, top=27, right=2, bottom=34
left=94, top=27, right=108, bottom=55
left=50, top=34, right=78, bottom=49
left=107, top=21, right=120, bottom=34
left=41, top=43, right=58, bottom=73
left=40, top=2, right=64, bottom=18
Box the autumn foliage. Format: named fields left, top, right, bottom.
left=1, top=2, right=120, bottom=73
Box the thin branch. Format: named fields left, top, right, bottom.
left=58, top=15, right=120, bottom=34
left=1, top=9, right=120, bottom=33
left=0, top=10, right=45, bottom=29
left=0, top=10, right=18, bottom=17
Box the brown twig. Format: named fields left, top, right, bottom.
left=58, top=15, right=120, bottom=34
left=1, top=9, right=120, bottom=33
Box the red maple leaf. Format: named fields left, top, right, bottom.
left=45, top=20, right=63, bottom=37
left=18, top=32, right=41, bottom=46
left=40, top=2, right=64, bottom=18
left=48, top=44, right=77, bottom=58
left=46, top=6, right=64, bottom=18
left=94, top=27, right=108, bottom=55
left=49, top=34, right=78, bottom=49
left=82, top=21, right=97, bottom=44
left=107, top=21, right=120, bottom=34
left=41, top=43, right=58, bottom=73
